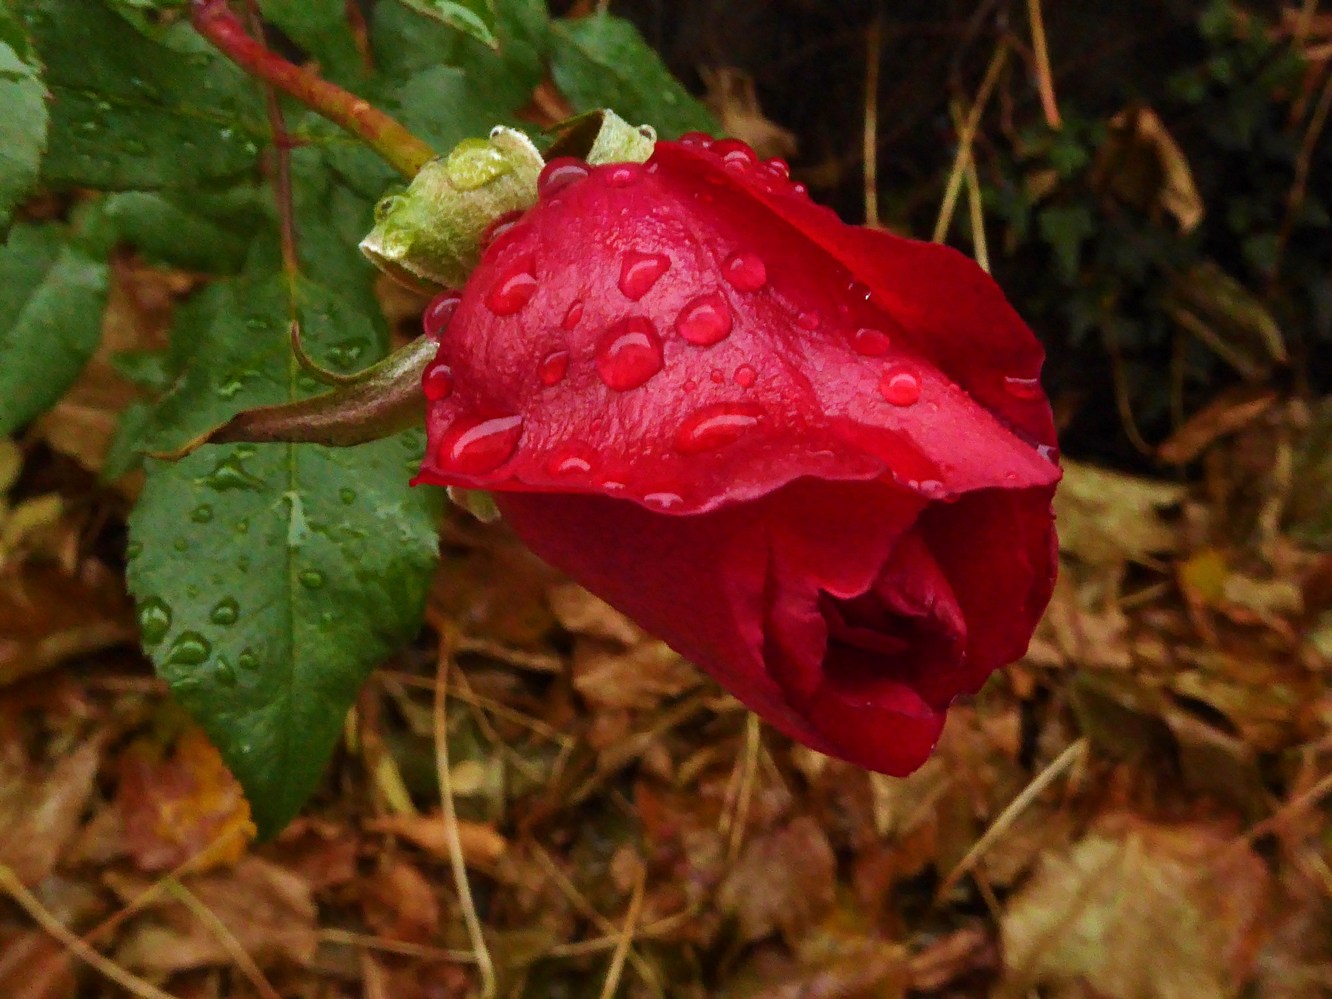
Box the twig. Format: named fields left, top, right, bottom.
left=863, top=15, right=882, bottom=227
left=933, top=44, right=1010, bottom=243
left=433, top=632, right=497, bottom=998
left=1271, top=62, right=1332, bottom=284
left=936, top=738, right=1087, bottom=900
left=190, top=0, right=434, bottom=177
left=1026, top=0, right=1062, bottom=128
left=0, top=864, right=182, bottom=999
left=164, top=878, right=281, bottom=999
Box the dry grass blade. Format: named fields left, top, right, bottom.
left=163, top=877, right=281, bottom=999
left=723, top=714, right=762, bottom=864
left=937, top=738, right=1087, bottom=901
left=863, top=15, right=882, bottom=227
left=932, top=44, right=1009, bottom=243
left=0, top=864, right=182, bottom=999
left=1026, top=0, right=1061, bottom=128
left=599, top=865, right=646, bottom=999
left=433, top=633, right=497, bottom=998
left=317, top=928, right=477, bottom=963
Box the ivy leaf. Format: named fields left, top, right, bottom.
left=390, top=0, right=498, bottom=50
left=127, top=276, right=440, bottom=837
left=550, top=13, right=719, bottom=140
left=15, top=0, right=262, bottom=190
left=0, top=224, right=110, bottom=436
left=102, top=187, right=267, bottom=273
left=0, top=8, right=48, bottom=233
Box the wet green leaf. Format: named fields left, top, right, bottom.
left=0, top=8, right=48, bottom=233
left=391, top=0, right=498, bottom=50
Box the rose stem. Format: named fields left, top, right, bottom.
left=190, top=0, right=435, bottom=178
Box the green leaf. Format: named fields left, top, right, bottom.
left=391, top=0, right=498, bottom=50
left=0, top=224, right=110, bottom=435
left=0, top=8, right=48, bottom=233
left=102, top=187, right=266, bottom=273
left=127, top=276, right=440, bottom=836
left=550, top=14, right=719, bottom=140
left=15, top=0, right=262, bottom=190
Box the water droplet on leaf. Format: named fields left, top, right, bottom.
left=204, top=454, right=264, bottom=492
left=299, top=570, right=325, bottom=590
left=445, top=138, right=512, bottom=190
left=215, top=658, right=237, bottom=687
left=210, top=598, right=239, bottom=626
left=595, top=318, right=663, bottom=391
left=138, top=598, right=172, bottom=645
left=166, top=632, right=211, bottom=667
left=190, top=504, right=213, bottom=523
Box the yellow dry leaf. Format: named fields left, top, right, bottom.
left=1054, top=461, right=1185, bottom=565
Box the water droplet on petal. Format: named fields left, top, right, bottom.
left=713, top=138, right=758, bottom=170
left=792, top=182, right=809, bottom=196
left=618, top=250, right=671, bottom=300
left=710, top=369, right=724, bottom=384
left=423, top=362, right=454, bottom=401
left=676, top=402, right=763, bottom=454
left=765, top=158, right=791, bottom=179
left=852, top=327, right=891, bottom=356
left=915, top=479, right=947, bottom=500
left=723, top=251, right=766, bottom=292
left=436, top=414, right=524, bottom=474
left=562, top=299, right=584, bottom=330
left=485, top=257, right=538, bottom=315
left=138, top=598, right=172, bottom=645
left=796, top=310, right=821, bottom=331
left=166, top=631, right=211, bottom=667
left=733, top=364, right=757, bottom=387
left=423, top=291, right=462, bottom=339
left=675, top=291, right=733, bottom=346
left=683, top=379, right=697, bottom=392
left=480, top=210, right=524, bottom=253
left=547, top=450, right=594, bottom=476
left=210, top=598, right=239, bottom=626
left=537, top=157, right=590, bottom=197
left=595, top=318, right=663, bottom=391
left=1004, top=375, right=1044, bottom=400
left=878, top=368, right=921, bottom=407
left=679, top=131, right=713, bottom=148
left=1037, top=443, right=1059, bottom=463
left=644, top=491, right=684, bottom=510
left=606, top=163, right=645, bottom=187
left=539, top=350, right=570, bottom=386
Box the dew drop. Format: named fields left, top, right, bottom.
left=796, top=310, right=821, bottom=331
left=215, top=658, right=238, bottom=687
left=852, top=327, right=891, bottom=356
left=618, top=250, right=671, bottom=300
left=422, top=291, right=462, bottom=339
left=562, top=299, right=584, bottom=330
left=765, top=158, right=791, bottom=179
left=723, top=251, right=767, bottom=292
left=190, top=504, right=214, bottom=524
left=679, top=131, right=713, bottom=148
left=879, top=368, right=921, bottom=407
left=234, top=519, right=249, bottom=535
left=1037, top=443, right=1060, bottom=464
left=423, top=362, right=454, bottom=402
left=547, top=450, right=594, bottom=476
left=340, top=488, right=357, bottom=505
left=485, top=258, right=538, bottom=316
left=444, top=138, right=512, bottom=190
left=210, top=598, right=239, bottom=626
left=606, top=163, right=645, bottom=187
left=683, top=379, right=697, bottom=392
left=538, top=157, right=591, bottom=197
left=713, top=138, right=758, bottom=167
left=166, top=631, right=211, bottom=667
left=480, top=210, right=524, bottom=253
left=299, top=570, right=325, bottom=591
left=138, top=598, right=172, bottom=645
left=733, top=364, right=757, bottom=387
left=238, top=649, right=259, bottom=671
left=710, top=369, right=725, bottom=384
left=675, top=291, right=733, bottom=346
left=539, top=350, right=570, bottom=386
left=1004, top=375, right=1044, bottom=400
left=676, top=402, right=763, bottom=454
left=126, top=541, right=143, bottom=560
left=915, top=479, right=948, bottom=500
left=203, top=454, right=264, bottom=492
left=435, top=414, right=524, bottom=474
left=595, top=318, right=664, bottom=391
left=172, top=538, right=189, bottom=553
left=847, top=280, right=873, bottom=304
left=644, top=491, right=684, bottom=510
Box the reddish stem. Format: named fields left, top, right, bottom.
left=190, top=0, right=435, bottom=178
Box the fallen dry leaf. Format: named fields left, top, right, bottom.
left=718, top=815, right=836, bottom=944
left=1000, top=815, right=1270, bottom=999
left=1093, top=105, right=1204, bottom=232
left=0, top=739, right=101, bottom=885
left=701, top=66, right=798, bottom=161
left=1055, top=461, right=1185, bottom=566
left=365, top=811, right=508, bottom=868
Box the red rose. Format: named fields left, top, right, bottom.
left=414, top=134, right=1060, bottom=775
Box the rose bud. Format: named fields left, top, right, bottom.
left=413, top=132, right=1060, bottom=775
